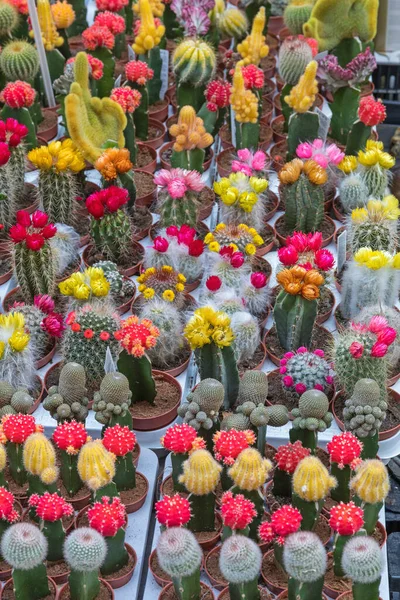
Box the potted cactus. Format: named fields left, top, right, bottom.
left=213, top=429, right=256, bottom=490
left=43, top=363, right=89, bottom=424
left=52, top=421, right=90, bottom=504
left=77, top=439, right=117, bottom=501
left=280, top=348, right=335, bottom=398
left=259, top=504, right=303, bottom=570
left=168, top=106, right=213, bottom=173
left=350, top=460, right=389, bottom=535
left=220, top=491, right=257, bottom=541
left=329, top=502, right=365, bottom=578
left=327, top=432, right=363, bottom=502
left=92, top=372, right=133, bottom=429
left=341, top=536, right=382, bottom=600
left=160, top=424, right=205, bottom=493
left=289, top=389, right=333, bottom=452
left=283, top=531, right=327, bottom=600
left=2, top=415, right=39, bottom=489
left=272, top=441, right=310, bottom=498
left=23, top=433, right=58, bottom=498
left=172, top=39, right=216, bottom=111
left=213, top=172, right=269, bottom=230
left=219, top=534, right=263, bottom=600
left=125, top=60, right=154, bottom=141
left=229, top=65, right=260, bottom=150
left=152, top=172, right=206, bottom=228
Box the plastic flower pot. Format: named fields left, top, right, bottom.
left=132, top=143, right=157, bottom=174
left=56, top=578, right=114, bottom=600
left=129, top=371, right=182, bottom=431
left=1, top=577, right=57, bottom=599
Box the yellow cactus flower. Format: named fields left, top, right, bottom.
left=214, top=172, right=267, bottom=212
left=28, top=139, right=85, bottom=173
left=132, top=0, right=165, bottom=54
left=338, top=155, right=358, bottom=174
left=350, top=459, right=389, bottom=504
left=237, top=7, right=269, bottom=66
left=228, top=448, right=272, bottom=491
left=293, top=456, right=337, bottom=501
left=41, top=466, right=59, bottom=485
left=209, top=241, right=220, bottom=252
left=179, top=449, right=222, bottom=495
left=169, top=106, right=213, bottom=152
left=51, top=0, right=75, bottom=29
left=351, top=207, right=368, bottom=223
left=133, top=0, right=164, bottom=16
left=358, top=140, right=395, bottom=169
left=230, top=65, right=259, bottom=124
left=143, top=288, right=155, bottom=299
left=354, top=248, right=393, bottom=270
left=184, top=306, right=234, bottom=350
left=381, top=195, right=400, bottom=220
left=162, top=290, right=175, bottom=302
left=0, top=313, right=30, bottom=355
left=218, top=8, right=248, bottom=40
left=393, top=253, right=400, bottom=269
left=58, top=267, right=110, bottom=300
left=285, top=60, right=318, bottom=113
left=30, top=0, right=64, bottom=50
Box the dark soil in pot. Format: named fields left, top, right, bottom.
left=261, top=551, right=288, bottom=590
left=57, top=256, right=82, bottom=282
left=101, top=544, right=136, bottom=585
left=264, top=325, right=334, bottom=364
left=0, top=254, right=12, bottom=278
left=84, top=242, right=144, bottom=275
left=119, top=472, right=148, bottom=507
left=58, top=580, right=113, bottom=600
left=238, top=343, right=266, bottom=373
left=38, top=111, right=58, bottom=140
left=266, top=370, right=335, bottom=412
left=135, top=170, right=156, bottom=202
left=134, top=145, right=156, bottom=170
left=57, top=478, right=91, bottom=507
left=324, top=555, right=351, bottom=596
left=130, top=205, right=152, bottom=238
left=129, top=373, right=180, bottom=421
left=274, top=215, right=335, bottom=247
left=1, top=578, right=56, bottom=600
left=160, top=145, right=212, bottom=167
left=137, top=123, right=164, bottom=143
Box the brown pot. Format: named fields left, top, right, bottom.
left=116, top=283, right=136, bottom=316
left=133, top=143, right=158, bottom=174
left=39, top=109, right=59, bottom=142
left=256, top=223, right=275, bottom=256
left=82, top=241, right=144, bottom=277
left=205, top=545, right=226, bottom=590
left=333, top=388, right=400, bottom=441
left=274, top=215, right=336, bottom=248
left=27, top=374, right=45, bottom=415
left=270, top=140, right=287, bottom=172
left=57, top=579, right=114, bottom=600
left=141, top=119, right=166, bottom=150
left=263, top=79, right=276, bottom=101
left=79, top=233, right=91, bottom=248
left=198, top=512, right=223, bottom=551
left=0, top=253, right=12, bottom=285
left=1, top=577, right=57, bottom=599
left=216, top=147, right=235, bottom=178
left=268, top=15, right=284, bottom=35
left=261, top=549, right=287, bottom=595
left=159, top=141, right=213, bottom=172
left=278, top=26, right=291, bottom=41
left=219, top=124, right=234, bottom=151
left=35, top=338, right=57, bottom=369
left=271, top=114, right=286, bottom=143
left=267, top=33, right=279, bottom=54
left=149, top=548, right=171, bottom=587
left=360, top=81, right=375, bottom=97
left=135, top=169, right=157, bottom=206
left=103, top=543, right=137, bottom=588
left=124, top=473, right=149, bottom=514
left=219, top=37, right=231, bottom=49
left=261, top=96, right=274, bottom=123
left=316, top=288, right=335, bottom=325
left=218, top=585, right=270, bottom=600
left=277, top=592, right=329, bottom=600
left=332, top=197, right=346, bottom=223
left=159, top=582, right=213, bottom=600
left=265, top=191, right=279, bottom=222
left=261, top=55, right=277, bottom=79
left=149, top=98, right=170, bottom=122
left=198, top=189, right=215, bottom=220
left=264, top=324, right=333, bottom=367
left=130, top=371, right=182, bottom=431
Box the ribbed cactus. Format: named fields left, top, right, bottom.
left=23, top=433, right=58, bottom=497
left=0, top=41, right=39, bottom=82
left=2, top=414, right=37, bottom=487
left=339, top=173, right=369, bottom=213
left=231, top=312, right=260, bottom=364
left=0, top=1, right=18, bottom=36
left=342, top=536, right=382, bottom=600
left=139, top=300, right=185, bottom=370
left=219, top=8, right=248, bottom=39
left=284, top=1, right=313, bottom=34
left=0, top=382, right=33, bottom=414
left=279, top=36, right=314, bottom=86
left=283, top=531, right=327, bottom=600
left=77, top=440, right=117, bottom=499
left=352, top=221, right=392, bottom=253
left=1, top=523, right=50, bottom=600
left=290, top=390, right=333, bottom=451
left=173, top=39, right=216, bottom=111
left=64, top=527, right=107, bottom=600
left=219, top=535, right=262, bottom=600
left=43, top=362, right=89, bottom=424
left=28, top=493, right=73, bottom=561
left=92, top=372, right=132, bottom=428
left=350, top=459, right=389, bottom=535
left=292, top=456, right=337, bottom=530
left=178, top=378, right=224, bottom=450
left=157, top=528, right=202, bottom=600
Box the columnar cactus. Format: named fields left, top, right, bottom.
left=173, top=39, right=216, bottom=111
left=283, top=531, right=327, bottom=600
left=28, top=493, right=73, bottom=561
left=161, top=424, right=205, bottom=492
left=2, top=414, right=38, bottom=486
left=341, top=536, right=382, bottom=600
left=284, top=1, right=314, bottom=35
left=1, top=523, right=50, bottom=600
left=327, top=432, right=363, bottom=502
left=179, top=449, right=221, bottom=532
left=0, top=117, right=30, bottom=222
left=348, top=196, right=399, bottom=255
left=290, top=390, right=333, bottom=451
left=0, top=313, right=34, bottom=394
left=219, top=535, right=262, bottom=600
left=125, top=60, right=153, bottom=140
left=53, top=421, right=89, bottom=496
left=92, top=372, right=133, bottom=428
left=43, top=362, right=89, bottom=424
left=102, top=425, right=137, bottom=492
left=292, top=456, right=337, bottom=530
left=339, top=171, right=369, bottom=214
left=273, top=441, right=310, bottom=498
left=350, top=459, right=390, bottom=535
left=157, top=528, right=202, bottom=600
left=329, top=502, right=365, bottom=577
left=237, top=7, right=269, bottom=67
left=220, top=491, right=257, bottom=540
left=77, top=440, right=117, bottom=500
left=64, top=527, right=107, bottom=600
left=23, top=433, right=58, bottom=497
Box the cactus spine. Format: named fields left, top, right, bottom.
left=77, top=440, right=117, bottom=500
left=219, top=535, right=262, bottom=600
left=342, top=536, right=382, bottom=600
left=64, top=527, right=107, bottom=600
left=23, top=433, right=58, bottom=497
left=92, top=372, right=133, bottom=428
left=284, top=1, right=313, bottom=34
left=43, top=362, right=89, bottom=424
left=157, top=528, right=202, bottom=600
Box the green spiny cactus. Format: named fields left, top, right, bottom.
left=43, top=362, right=89, bottom=424
left=13, top=237, right=56, bottom=303
left=283, top=531, right=327, bottom=600
left=178, top=379, right=224, bottom=449
left=0, top=406, right=16, bottom=417
left=0, top=381, right=16, bottom=408
left=221, top=412, right=250, bottom=431
left=10, top=390, right=34, bottom=413
left=339, top=173, right=369, bottom=213
left=266, top=405, right=290, bottom=426
left=237, top=370, right=268, bottom=406
left=1, top=523, right=50, bottom=600
left=139, top=299, right=185, bottom=369
left=64, top=527, right=107, bottom=600
left=92, top=261, right=123, bottom=295
left=92, top=372, right=132, bottom=428
left=231, top=312, right=260, bottom=364
left=173, top=39, right=216, bottom=111
left=0, top=41, right=39, bottom=82
left=157, top=528, right=202, bottom=600
left=0, top=1, right=18, bottom=36
left=290, top=390, right=333, bottom=451
left=157, top=190, right=199, bottom=229
left=219, top=535, right=262, bottom=600
left=90, top=208, right=132, bottom=264
left=11, top=304, right=51, bottom=363
left=270, top=0, right=288, bottom=16
left=351, top=222, right=392, bottom=253
left=361, top=164, right=390, bottom=200
left=354, top=304, right=400, bottom=370
left=282, top=350, right=334, bottom=395
left=283, top=170, right=325, bottom=233
left=0, top=145, right=26, bottom=228
left=342, top=536, right=382, bottom=600
left=50, top=223, right=81, bottom=278
left=274, top=289, right=318, bottom=352
left=284, top=1, right=313, bottom=34
left=279, top=36, right=314, bottom=86
left=219, top=8, right=249, bottom=39
left=36, top=167, right=80, bottom=228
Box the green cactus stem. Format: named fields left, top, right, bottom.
left=41, top=520, right=65, bottom=561
left=114, top=453, right=136, bottom=491
left=89, top=208, right=131, bottom=264
left=330, top=463, right=351, bottom=503
left=117, top=350, right=156, bottom=405
left=12, top=565, right=50, bottom=600
left=60, top=451, right=82, bottom=497
left=330, top=87, right=360, bottom=146
left=0, top=105, right=37, bottom=150
left=69, top=569, right=100, bottom=600
left=177, top=83, right=206, bottom=114
left=162, top=3, right=182, bottom=38
left=27, top=474, right=58, bottom=498
left=282, top=171, right=324, bottom=233
left=92, top=481, right=119, bottom=503
left=274, top=290, right=318, bottom=352
left=281, top=83, right=293, bottom=132
left=144, top=47, right=162, bottom=106
left=188, top=492, right=215, bottom=532
left=128, top=83, right=149, bottom=140
left=171, top=148, right=206, bottom=174
left=6, top=442, right=26, bottom=487
left=101, top=529, right=129, bottom=577
left=352, top=581, right=380, bottom=600
left=235, top=121, right=260, bottom=151
left=272, top=467, right=292, bottom=498
left=287, top=111, right=319, bottom=160
left=14, top=243, right=55, bottom=302
left=245, top=0, right=270, bottom=30
left=171, top=453, right=187, bottom=493
left=287, top=575, right=325, bottom=600
left=231, top=486, right=264, bottom=541
left=360, top=433, right=379, bottom=460
left=289, top=428, right=317, bottom=453
left=123, top=113, right=137, bottom=165
left=171, top=567, right=201, bottom=600
left=292, top=493, right=323, bottom=531
left=220, top=466, right=233, bottom=492
left=353, top=496, right=382, bottom=535
left=88, top=48, right=114, bottom=98
left=194, top=344, right=239, bottom=411
left=67, top=0, right=87, bottom=35
left=345, top=120, right=372, bottom=156
left=229, top=580, right=260, bottom=600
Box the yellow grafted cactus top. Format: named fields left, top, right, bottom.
left=0, top=444, right=6, bottom=473
left=350, top=459, right=390, bottom=504
left=23, top=433, right=58, bottom=484
left=292, top=456, right=337, bottom=501
left=285, top=60, right=318, bottom=113
left=65, top=52, right=127, bottom=163
left=237, top=7, right=269, bottom=66
left=228, top=448, right=272, bottom=491
left=179, top=449, right=222, bottom=495
left=303, top=0, right=379, bottom=52
left=77, top=439, right=116, bottom=491
left=132, top=0, right=165, bottom=54
left=30, top=0, right=64, bottom=51
left=169, top=106, right=213, bottom=152
left=230, top=66, right=259, bottom=124
left=51, top=1, right=75, bottom=29
left=133, top=0, right=164, bottom=17
left=357, top=140, right=395, bottom=170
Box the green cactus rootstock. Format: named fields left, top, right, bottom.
left=283, top=172, right=324, bottom=233
left=171, top=147, right=206, bottom=174
left=274, top=290, right=318, bottom=352
left=287, top=111, right=319, bottom=159
left=330, top=87, right=360, bottom=146
left=117, top=349, right=156, bottom=405
left=194, top=344, right=239, bottom=411
left=101, top=528, right=129, bottom=577
left=159, top=192, right=198, bottom=228
left=90, top=209, right=132, bottom=263
left=144, top=47, right=162, bottom=106
left=235, top=122, right=260, bottom=151
left=14, top=243, right=55, bottom=302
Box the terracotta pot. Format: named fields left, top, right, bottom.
left=270, top=140, right=287, bottom=172
left=218, top=585, right=271, bottom=600
left=130, top=370, right=182, bottom=431
left=102, top=544, right=137, bottom=589
left=205, top=545, right=226, bottom=590
left=261, top=549, right=287, bottom=595
left=35, top=338, right=57, bottom=369
left=265, top=191, right=279, bottom=222
left=216, top=147, right=235, bottom=178
left=0, top=264, right=12, bottom=285
left=332, top=197, right=346, bottom=223
left=263, top=79, right=276, bottom=101
left=256, top=223, right=275, bottom=256
left=264, top=324, right=333, bottom=367
left=82, top=241, right=144, bottom=277
left=267, top=33, right=279, bottom=54
left=79, top=233, right=91, bottom=248
left=277, top=591, right=329, bottom=600
left=198, top=189, right=215, bottom=220
left=116, top=283, right=136, bottom=316
left=39, top=109, right=59, bottom=141
left=132, top=224, right=151, bottom=243
left=360, top=81, right=375, bottom=97
left=123, top=474, right=149, bottom=514
left=198, top=512, right=223, bottom=551
left=276, top=74, right=284, bottom=91
left=1, top=577, right=57, bottom=599
left=149, top=98, right=170, bottom=122
left=271, top=114, right=286, bottom=143
left=135, top=169, right=157, bottom=206
left=261, top=96, right=274, bottom=123
left=159, top=141, right=214, bottom=172
left=57, top=579, right=115, bottom=600
left=258, top=306, right=270, bottom=332
left=28, top=374, right=45, bottom=415
left=334, top=269, right=342, bottom=293
left=66, top=489, right=91, bottom=512
left=336, top=594, right=382, bottom=600
left=268, top=15, right=284, bottom=35
left=218, top=124, right=234, bottom=150
left=149, top=548, right=171, bottom=587
left=333, top=388, right=400, bottom=441
left=141, top=119, right=166, bottom=150
left=316, top=288, right=335, bottom=325
left=278, top=26, right=291, bottom=41
left=132, top=143, right=157, bottom=174
left=274, top=215, right=336, bottom=248
left=159, top=582, right=213, bottom=600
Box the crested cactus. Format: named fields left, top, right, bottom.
left=292, top=456, right=337, bottom=530
left=350, top=459, right=389, bottom=535
left=1, top=523, right=50, bottom=600
left=77, top=439, right=117, bottom=500
left=92, top=372, right=133, bottom=428
left=28, top=493, right=73, bottom=561
left=219, top=534, right=262, bottom=600
left=173, top=39, right=216, bottom=111
left=64, top=527, right=107, bottom=600
left=283, top=531, right=327, bottom=600
left=43, top=362, right=89, bottom=424
left=157, top=528, right=202, bottom=600
left=284, top=0, right=313, bottom=34
left=23, top=433, right=58, bottom=497
left=342, top=536, right=382, bottom=600
left=102, top=425, right=137, bottom=492
left=53, top=421, right=89, bottom=497
left=290, top=390, right=333, bottom=451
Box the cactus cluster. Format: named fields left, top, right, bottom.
left=92, top=372, right=132, bottom=427
left=43, top=362, right=89, bottom=424
left=0, top=381, right=33, bottom=416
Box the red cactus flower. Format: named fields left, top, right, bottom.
left=274, top=441, right=310, bottom=474
left=161, top=423, right=205, bottom=454
left=370, top=341, right=388, bottom=358
left=349, top=341, right=364, bottom=358
left=326, top=432, right=362, bottom=469
left=358, top=96, right=386, bottom=127
left=94, top=10, right=125, bottom=33
left=29, top=492, right=73, bottom=522
left=41, top=313, right=65, bottom=338
left=155, top=494, right=191, bottom=527
left=377, top=327, right=396, bottom=346
left=0, top=81, right=36, bottom=109
left=0, top=118, right=28, bottom=147
left=96, top=0, right=128, bottom=10
left=34, top=295, right=55, bottom=314
left=25, top=233, right=45, bottom=251
left=67, top=55, right=104, bottom=80
left=250, top=272, right=267, bottom=288
left=53, top=421, right=88, bottom=454
left=188, top=239, right=204, bottom=257
left=110, top=87, right=142, bottom=113
left=314, top=249, right=335, bottom=271
left=31, top=211, right=48, bottom=228
left=88, top=496, right=126, bottom=537
left=278, top=245, right=299, bottom=266
left=115, top=315, right=160, bottom=358
left=9, top=223, right=27, bottom=243
left=86, top=186, right=129, bottom=218
left=82, top=24, right=115, bottom=50
left=0, top=488, right=19, bottom=524
left=9, top=211, right=56, bottom=247
left=258, top=520, right=275, bottom=544
left=1, top=414, right=39, bottom=444
left=102, top=425, right=136, bottom=456
left=125, top=61, right=154, bottom=85
left=266, top=505, right=303, bottom=545
left=213, top=429, right=256, bottom=466
left=220, top=491, right=257, bottom=530
left=206, top=275, right=222, bottom=292
left=153, top=236, right=169, bottom=252
left=205, top=79, right=231, bottom=111
left=16, top=210, right=31, bottom=227
left=242, top=64, right=264, bottom=90
left=9, top=0, right=29, bottom=15
left=329, top=501, right=364, bottom=536
left=0, top=142, right=10, bottom=166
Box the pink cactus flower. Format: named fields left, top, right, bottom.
left=367, top=315, right=388, bottom=334
left=349, top=342, right=364, bottom=358
left=153, top=236, right=169, bottom=252
left=250, top=272, right=267, bottom=288
left=370, top=342, right=388, bottom=358
left=283, top=376, right=294, bottom=387
left=295, top=383, right=307, bottom=395
left=377, top=327, right=397, bottom=346
left=296, top=142, right=313, bottom=159
left=154, top=168, right=204, bottom=199
left=231, top=149, right=268, bottom=175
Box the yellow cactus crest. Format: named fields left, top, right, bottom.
left=169, top=106, right=213, bottom=152
left=293, top=455, right=336, bottom=501
left=285, top=60, right=318, bottom=113
left=23, top=432, right=56, bottom=477
left=30, top=0, right=64, bottom=51
left=230, top=66, right=259, bottom=124
left=0, top=444, right=6, bottom=473
left=132, top=0, right=165, bottom=54
left=237, top=7, right=269, bottom=66
left=77, top=439, right=116, bottom=491
left=179, top=449, right=221, bottom=495
left=350, top=459, right=390, bottom=504
left=228, top=448, right=272, bottom=491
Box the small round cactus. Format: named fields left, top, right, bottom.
left=278, top=36, right=313, bottom=86
left=280, top=349, right=334, bottom=395
left=291, top=389, right=333, bottom=434
left=178, top=378, right=224, bottom=430
left=157, top=527, right=202, bottom=578
left=43, top=362, right=89, bottom=423
left=1, top=523, right=48, bottom=570
left=173, top=39, right=216, bottom=86
left=64, top=527, right=107, bottom=571
left=266, top=404, right=290, bottom=426
left=283, top=531, right=327, bottom=582
left=0, top=1, right=18, bottom=37
left=341, top=536, right=382, bottom=583
left=339, top=173, right=369, bottom=213
left=293, top=456, right=337, bottom=502
left=92, top=371, right=132, bottom=426
left=219, top=534, right=262, bottom=584
left=236, top=370, right=268, bottom=406
left=0, top=40, right=40, bottom=81
left=10, top=390, right=34, bottom=413
left=284, top=1, right=313, bottom=35
left=0, top=381, right=16, bottom=408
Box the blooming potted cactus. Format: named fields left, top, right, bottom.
left=341, top=535, right=382, bottom=600
left=77, top=439, right=117, bottom=501
left=280, top=348, right=335, bottom=397
left=172, top=38, right=216, bottom=111
left=0, top=87, right=36, bottom=150
left=218, top=534, right=263, bottom=600
left=220, top=491, right=257, bottom=541
left=2, top=415, right=40, bottom=490
left=272, top=441, right=310, bottom=498
left=327, top=432, right=363, bottom=502
left=290, top=389, right=333, bottom=451
left=329, top=502, right=365, bottom=579
left=213, top=429, right=256, bottom=490
left=125, top=60, right=154, bottom=141
left=167, top=106, right=213, bottom=173
left=350, top=459, right=389, bottom=535
left=160, top=424, right=205, bottom=493
left=52, top=421, right=90, bottom=507
left=109, top=86, right=144, bottom=163
left=23, top=433, right=59, bottom=498
left=213, top=172, right=269, bottom=231
left=82, top=23, right=116, bottom=98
